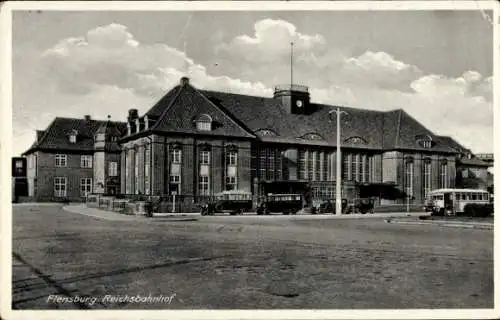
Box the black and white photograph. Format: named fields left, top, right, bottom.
left=1, top=1, right=497, bottom=319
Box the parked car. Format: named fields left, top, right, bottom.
left=316, top=199, right=348, bottom=214
left=256, top=194, right=303, bottom=215
left=344, top=198, right=375, bottom=214
left=201, top=190, right=253, bottom=216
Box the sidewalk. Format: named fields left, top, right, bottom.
left=63, top=204, right=201, bottom=221
left=385, top=218, right=493, bottom=230
left=12, top=202, right=66, bottom=207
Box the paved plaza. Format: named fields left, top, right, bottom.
left=11, top=204, right=493, bottom=309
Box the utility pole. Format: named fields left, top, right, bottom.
left=329, top=108, right=348, bottom=215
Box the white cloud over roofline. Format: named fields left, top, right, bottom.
left=13, top=20, right=493, bottom=156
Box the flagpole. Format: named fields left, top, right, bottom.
left=290, top=42, right=294, bottom=86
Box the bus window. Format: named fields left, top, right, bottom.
left=471, top=194, right=477, bottom=201
left=484, top=193, right=489, bottom=201
left=462, top=194, right=467, bottom=200
left=455, top=193, right=460, bottom=201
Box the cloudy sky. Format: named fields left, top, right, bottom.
left=12, top=9, right=493, bottom=156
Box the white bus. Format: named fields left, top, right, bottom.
left=424, top=188, right=491, bottom=215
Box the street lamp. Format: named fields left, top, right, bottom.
left=329, top=107, right=348, bottom=215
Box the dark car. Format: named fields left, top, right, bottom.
left=201, top=191, right=253, bottom=216
left=317, top=199, right=348, bottom=214
left=257, top=194, right=303, bottom=215
left=344, top=198, right=375, bottom=214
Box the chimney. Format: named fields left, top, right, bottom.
left=84, top=115, right=91, bottom=121
left=127, top=109, right=139, bottom=122
left=180, top=77, right=190, bottom=86
left=127, top=109, right=139, bottom=135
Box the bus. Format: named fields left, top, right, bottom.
left=424, top=188, right=491, bottom=216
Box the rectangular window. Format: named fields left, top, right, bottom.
left=197, top=121, right=211, bottom=131
left=134, top=150, right=139, bottom=194
left=352, top=154, right=360, bottom=182
left=80, top=155, right=93, bottom=168
left=108, top=162, right=118, bottom=177
left=199, top=175, right=210, bottom=196
left=266, top=148, right=275, bottom=180
left=226, top=176, right=237, bottom=191
left=169, top=175, right=181, bottom=195
left=54, top=177, right=67, bottom=197
left=322, top=152, right=328, bottom=181
left=275, top=150, right=282, bottom=180
left=404, top=161, right=414, bottom=199
left=299, top=150, right=307, bottom=180
left=171, top=149, right=182, bottom=164
left=423, top=161, right=432, bottom=197
left=440, top=163, right=448, bottom=188
left=55, top=154, right=67, bottom=167
left=259, top=148, right=266, bottom=180
left=15, top=160, right=23, bottom=168
left=144, top=146, right=150, bottom=195
left=342, top=153, right=349, bottom=181
left=69, top=135, right=77, bottom=143
left=363, top=155, right=370, bottom=183
left=200, top=150, right=211, bottom=165
left=80, top=178, right=92, bottom=197
left=307, top=151, right=314, bottom=180
left=226, top=151, right=237, bottom=166
left=315, top=151, right=321, bottom=181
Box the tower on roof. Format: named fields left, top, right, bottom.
left=273, top=41, right=310, bottom=114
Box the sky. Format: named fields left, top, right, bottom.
left=11, top=9, right=494, bottom=156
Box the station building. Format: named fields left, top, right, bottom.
left=22, top=77, right=491, bottom=208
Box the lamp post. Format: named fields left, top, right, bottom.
left=329, top=107, right=348, bottom=215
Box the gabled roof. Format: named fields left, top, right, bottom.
left=148, top=84, right=255, bottom=138
left=201, top=89, right=385, bottom=149
left=23, top=117, right=127, bottom=155
left=132, top=79, right=471, bottom=154
left=391, top=109, right=457, bottom=153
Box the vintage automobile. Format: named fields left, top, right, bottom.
left=256, top=194, right=303, bottom=215
left=316, top=199, right=349, bottom=214
left=316, top=198, right=374, bottom=214
left=344, top=198, right=375, bottom=214
left=200, top=190, right=253, bottom=216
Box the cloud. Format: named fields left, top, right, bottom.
left=13, top=20, right=493, bottom=156
left=216, top=19, right=327, bottom=63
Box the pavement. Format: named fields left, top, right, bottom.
left=60, top=204, right=494, bottom=230
left=385, top=218, right=493, bottom=230
left=12, top=204, right=494, bottom=309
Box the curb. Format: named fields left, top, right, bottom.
left=385, top=220, right=493, bottom=230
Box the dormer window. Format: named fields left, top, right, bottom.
left=196, top=114, right=213, bottom=131
left=415, top=134, right=433, bottom=149
left=255, top=129, right=278, bottom=137
left=301, top=133, right=324, bottom=140
left=344, top=136, right=368, bottom=145
left=69, top=130, right=78, bottom=143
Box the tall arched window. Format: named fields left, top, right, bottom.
left=134, top=145, right=139, bottom=194
left=423, top=158, right=432, bottom=198
left=169, top=143, right=183, bottom=195
left=225, top=145, right=238, bottom=191
left=198, top=144, right=211, bottom=196
left=440, top=160, right=448, bottom=188
left=404, top=157, right=414, bottom=201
